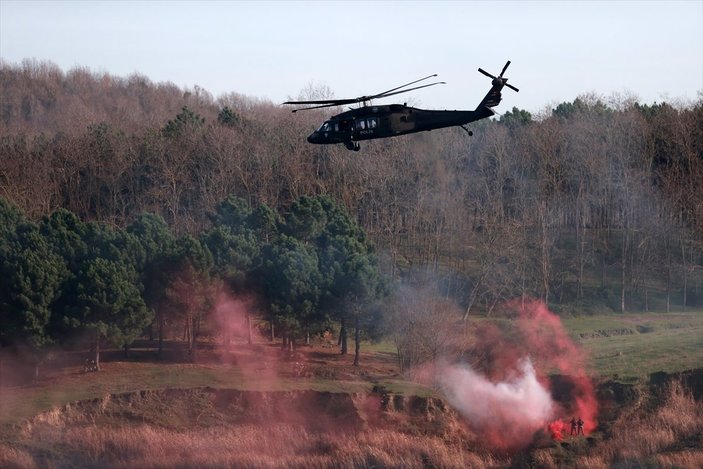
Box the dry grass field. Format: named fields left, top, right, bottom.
left=1, top=382, right=700, bottom=468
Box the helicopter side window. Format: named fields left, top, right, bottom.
left=367, top=117, right=378, bottom=129
left=356, top=119, right=366, bottom=130
left=339, top=120, right=351, bottom=131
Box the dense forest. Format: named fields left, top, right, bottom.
left=1, top=191, right=384, bottom=376
left=1, top=58, right=702, bottom=356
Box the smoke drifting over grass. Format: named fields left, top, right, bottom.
left=417, top=299, right=598, bottom=451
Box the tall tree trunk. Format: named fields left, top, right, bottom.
left=188, top=315, right=198, bottom=362
left=462, top=276, right=483, bottom=323
left=538, top=203, right=551, bottom=306
left=340, top=317, right=348, bottom=355
left=666, top=238, right=672, bottom=313
left=576, top=218, right=586, bottom=300
left=620, top=229, right=627, bottom=313
left=158, top=311, right=164, bottom=357
left=95, top=332, right=101, bottom=371
left=681, top=238, right=688, bottom=312
left=353, top=314, right=360, bottom=367
left=246, top=311, right=252, bottom=345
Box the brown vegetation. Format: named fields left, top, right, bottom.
left=1, top=60, right=702, bottom=315
left=594, top=381, right=703, bottom=466
left=2, top=424, right=507, bottom=469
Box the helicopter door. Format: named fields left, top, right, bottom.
left=336, top=119, right=353, bottom=140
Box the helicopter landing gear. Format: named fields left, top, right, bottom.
left=345, top=141, right=361, bottom=151
left=460, top=125, right=473, bottom=136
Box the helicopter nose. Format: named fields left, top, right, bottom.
left=307, top=131, right=320, bottom=144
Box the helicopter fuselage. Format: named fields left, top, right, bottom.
left=306, top=104, right=494, bottom=146
left=286, top=60, right=518, bottom=151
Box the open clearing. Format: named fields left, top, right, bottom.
left=2, top=312, right=701, bottom=426
left=565, top=312, right=703, bottom=380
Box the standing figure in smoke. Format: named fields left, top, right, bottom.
left=570, top=417, right=577, bottom=435
left=577, top=417, right=584, bottom=435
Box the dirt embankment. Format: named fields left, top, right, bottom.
left=23, top=387, right=461, bottom=437
left=23, top=368, right=703, bottom=437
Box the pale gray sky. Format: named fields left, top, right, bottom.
left=1, top=0, right=701, bottom=113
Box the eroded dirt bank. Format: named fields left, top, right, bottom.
left=23, top=388, right=459, bottom=436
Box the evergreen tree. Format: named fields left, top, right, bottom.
left=0, top=200, right=64, bottom=378
left=163, top=235, right=213, bottom=359
left=71, top=257, right=151, bottom=369
left=261, top=234, right=321, bottom=349
left=127, top=213, right=175, bottom=353
left=314, top=195, right=385, bottom=364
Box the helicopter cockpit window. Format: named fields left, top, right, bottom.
left=319, top=122, right=331, bottom=132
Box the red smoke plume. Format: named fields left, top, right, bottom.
left=513, top=300, right=598, bottom=436
left=422, top=299, right=598, bottom=450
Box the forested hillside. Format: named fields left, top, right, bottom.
left=2, top=59, right=702, bottom=316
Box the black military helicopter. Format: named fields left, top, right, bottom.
left=284, top=61, right=518, bottom=151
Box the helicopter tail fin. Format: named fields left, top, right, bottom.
left=474, top=61, right=518, bottom=112
left=475, top=86, right=503, bottom=113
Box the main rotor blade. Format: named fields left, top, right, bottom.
left=283, top=98, right=357, bottom=105
left=372, top=74, right=439, bottom=99
left=505, top=82, right=519, bottom=92
left=290, top=102, right=347, bottom=113
left=478, top=68, right=496, bottom=79
left=500, top=60, right=511, bottom=77
left=286, top=73, right=440, bottom=107
left=372, top=81, right=446, bottom=100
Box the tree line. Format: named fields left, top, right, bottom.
left=1, top=59, right=702, bottom=322
left=0, top=193, right=384, bottom=377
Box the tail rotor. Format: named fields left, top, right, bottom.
left=478, top=60, right=519, bottom=92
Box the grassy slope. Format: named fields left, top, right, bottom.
left=565, top=312, right=703, bottom=381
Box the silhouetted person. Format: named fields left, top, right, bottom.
left=577, top=417, right=584, bottom=435
left=570, top=417, right=577, bottom=435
